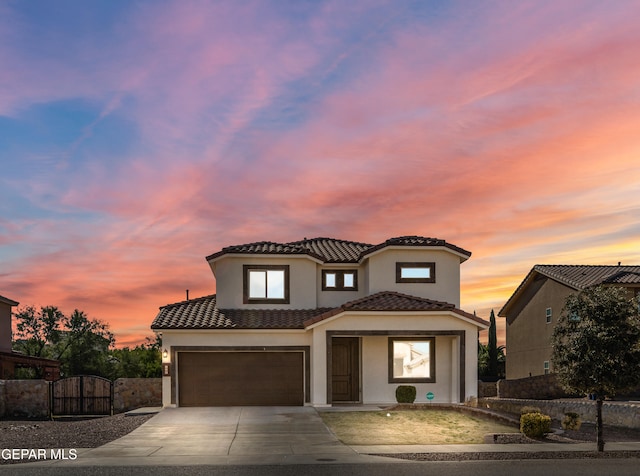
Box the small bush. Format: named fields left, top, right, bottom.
left=520, top=406, right=542, bottom=415
left=520, top=412, right=552, bottom=438
left=395, top=385, right=417, bottom=403
left=562, top=412, right=581, bottom=431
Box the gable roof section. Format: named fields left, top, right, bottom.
left=206, top=235, right=470, bottom=264
left=499, top=264, right=640, bottom=318
left=360, top=236, right=471, bottom=261
left=304, top=291, right=489, bottom=328
left=0, top=295, right=19, bottom=306
left=151, top=292, right=488, bottom=330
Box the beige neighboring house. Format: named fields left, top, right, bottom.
left=151, top=236, right=488, bottom=407
left=499, top=265, right=640, bottom=380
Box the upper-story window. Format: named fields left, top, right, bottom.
left=322, top=270, right=358, bottom=291
left=243, top=265, right=289, bottom=304
left=396, top=262, right=436, bottom=283
left=546, top=307, right=552, bottom=324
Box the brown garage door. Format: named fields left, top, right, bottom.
left=178, top=351, right=304, bottom=406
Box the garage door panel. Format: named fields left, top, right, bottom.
left=179, top=352, right=303, bottom=406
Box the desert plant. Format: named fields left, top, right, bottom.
left=520, top=412, right=552, bottom=438
left=562, top=412, right=582, bottom=431
left=395, top=385, right=417, bottom=403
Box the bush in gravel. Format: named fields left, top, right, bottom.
left=562, top=412, right=582, bottom=431
left=395, top=385, right=417, bottom=403
left=520, top=412, right=552, bottom=438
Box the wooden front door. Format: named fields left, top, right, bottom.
left=331, top=337, right=360, bottom=402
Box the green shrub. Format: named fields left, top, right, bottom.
left=520, top=412, right=552, bottom=438
left=520, top=406, right=542, bottom=415
left=562, top=412, right=581, bottom=431
left=395, top=385, right=417, bottom=403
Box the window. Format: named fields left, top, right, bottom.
left=396, top=262, right=436, bottom=283
left=388, top=337, right=435, bottom=383
left=322, top=270, right=358, bottom=291
left=243, top=265, right=289, bottom=304
left=544, top=361, right=550, bottom=375
left=546, top=307, right=552, bottom=324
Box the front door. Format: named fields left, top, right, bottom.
left=331, top=337, right=360, bottom=402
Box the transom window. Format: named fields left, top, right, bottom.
left=388, top=337, right=436, bottom=383
left=396, top=262, right=436, bottom=283
left=322, top=270, right=358, bottom=291
left=243, top=265, right=289, bottom=304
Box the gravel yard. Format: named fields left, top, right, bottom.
left=0, top=413, right=154, bottom=465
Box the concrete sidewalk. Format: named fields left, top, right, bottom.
left=23, top=406, right=640, bottom=467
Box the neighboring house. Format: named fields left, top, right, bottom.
left=499, top=265, right=640, bottom=380
left=151, top=236, right=488, bottom=407
left=0, top=294, right=61, bottom=381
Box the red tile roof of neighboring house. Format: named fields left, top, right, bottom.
left=206, top=235, right=470, bottom=263
left=499, top=264, right=640, bottom=317
left=151, top=292, right=488, bottom=330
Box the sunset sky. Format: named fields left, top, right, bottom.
left=2, top=1, right=639, bottom=347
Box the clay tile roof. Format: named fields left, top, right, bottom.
left=361, top=236, right=472, bottom=260
left=205, top=241, right=321, bottom=261
left=534, top=264, right=640, bottom=289
left=206, top=235, right=470, bottom=263
left=304, top=291, right=488, bottom=328
left=499, top=264, right=640, bottom=317
left=150, top=294, right=333, bottom=330
left=288, top=237, right=372, bottom=263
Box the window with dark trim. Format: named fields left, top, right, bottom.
left=388, top=337, right=435, bottom=383
left=545, top=307, right=552, bottom=324
left=322, top=270, right=358, bottom=291
left=396, top=262, right=436, bottom=283
left=243, top=265, right=290, bottom=304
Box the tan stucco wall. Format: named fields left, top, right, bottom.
left=212, top=256, right=318, bottom=309
left=161, top=312, right=480, bottom=407
left=316, top=266, right=365, bottom=308
left=506, top=278, right=574, bottom=379
left=360, top=335, right=456, bottom=404
left=366, top=249, right=462, bottom=307
left=308, top=312, right=479, bottom=405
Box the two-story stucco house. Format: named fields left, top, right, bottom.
left=151, top=236, right=488, bottom=407
left=499, top=264, right=640, bottom=380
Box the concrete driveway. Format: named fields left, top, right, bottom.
left=58, top=407, right=382, bottom=466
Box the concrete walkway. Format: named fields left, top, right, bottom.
left=26, top=406, right=640, bottom=467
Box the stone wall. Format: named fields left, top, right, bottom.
left=497, top=374, right=577, bottom=399
left=0, top=378, right=162, bottom=418
left=478, top=381, right=497, bottom=398
left=0, top=379, right=50, bottom=419
left=477, top=397, right=640, bottom=430
left=113, top=378, right=161, bottom=413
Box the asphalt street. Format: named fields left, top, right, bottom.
left=1, top=459, right=640, bottom=476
